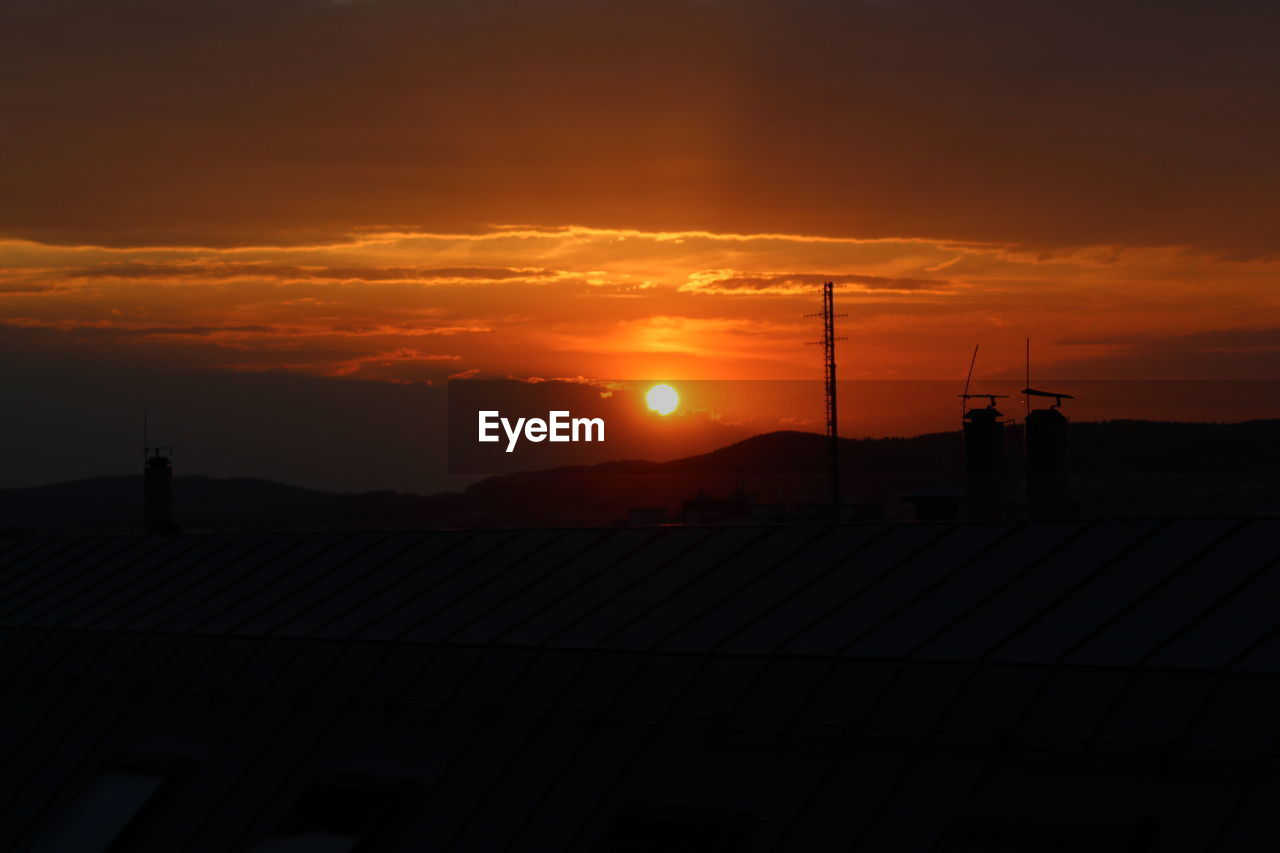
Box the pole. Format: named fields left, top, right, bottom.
left=823, top=282, right=840, bottom=521
left=806, top=282, right=845, bottom=522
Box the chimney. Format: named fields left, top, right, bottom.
left=962, top=399, right=1005, bottom=520
left=144, top=449, right=178, bottom=534
left=1025, top=404, right=1070, bottom=518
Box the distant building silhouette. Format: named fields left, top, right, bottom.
left=679, top=486, right=755, bottom=524
left=143, top=449, right=178, bottom=535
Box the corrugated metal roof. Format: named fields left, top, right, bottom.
left=3, top=520, right=1279, bottom=668
left=1, top=519, right=1279, bottom=851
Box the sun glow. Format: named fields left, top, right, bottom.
left=645, top=384, right=679, bottom=415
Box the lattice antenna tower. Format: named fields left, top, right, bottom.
left=805, top=281, right=847, bottom=520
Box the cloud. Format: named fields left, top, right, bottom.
left=55, top=261, right=563, bottom=284
left=318, top=348, right=463, bottom=380
left=1057, top=328, right=1280, bottom=351
left=679, top=270, right=952, bottom=295
left=1021, top=328, right=1280, bottom=381
left=5, top=224, right=1280, bottom=388
left=0, top=317, right=486, bottom=340
left=90, top=324, right=276, bottom=339
left=2, top=1, right=1278, bottom=252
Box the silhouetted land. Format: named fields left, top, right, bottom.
left=0, top=475, right=459, bottom=535
left=3, top=419, right=1277, bottom=534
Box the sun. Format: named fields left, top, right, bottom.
left=645, top=384, right=679, bottom=415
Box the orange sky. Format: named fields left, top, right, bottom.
left=5, top=226, right=1279, bottom=384
left=2, top=0, right=1279, bottom=490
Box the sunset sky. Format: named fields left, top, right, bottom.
left=4, top=0, right=1279, bottom=492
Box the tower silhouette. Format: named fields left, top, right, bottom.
left=807, top=282, right=846, bottom=520
left=143, top=414, right=178, bottom=535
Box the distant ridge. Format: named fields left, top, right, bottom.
left=463, top=419, right=1280, bottom=525
left=3, top=419, right=1277, bottom=534
left=0, top=475, right=458, bottom=536
left=498, top=419, right=1280, bottom=478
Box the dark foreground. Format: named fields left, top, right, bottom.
left=1, top=519, right=1276, bottom=850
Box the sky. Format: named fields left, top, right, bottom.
left=3, top=0, right=1279, bottom=492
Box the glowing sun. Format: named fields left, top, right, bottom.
left=645, top=384, right=679, bottom=415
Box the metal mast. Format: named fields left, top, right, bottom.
left=807, top=281, right=846, bottom=520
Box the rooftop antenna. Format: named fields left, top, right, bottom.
left=1020, top=337, right=1074, bottom=407
left=143, top=410, right=173, bottom=460
left=805, top=281, right=847, bottom=521
left=958, top=346, right=1008, bottom=520
left=961, top=344, right=978, bottom=421
left=1024, top=337, right=1031, bottom=424
left=958, top=344, right=1009, bottom=411
left=1021, top=387, right=1076, bottom=409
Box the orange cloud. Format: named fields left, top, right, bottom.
left=3, top=224, right=1280, bottom=384
left=679, top=270, right=953, bottom=295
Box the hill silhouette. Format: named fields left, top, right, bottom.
left=0, top=475, right=460, bottom=536
left=3, top=420, right=1277, bottom=534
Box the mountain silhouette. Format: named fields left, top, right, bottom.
left=0, top=475, right=460, bottom=535
left=3, top=420, right=1277, bottom=534
left=450, top=419, right=1280, bottom=526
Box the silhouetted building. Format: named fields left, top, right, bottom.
left=680, top=486, right=755, bottom=524
left=1026, top=407, right=1070, bottom=517
left=143, top=450, right=178, bottom=535
left=963, top=404, right=1004, bottom=520
left=3, top=518, right=1280, bottom=850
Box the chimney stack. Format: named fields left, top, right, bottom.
left=144, top=449, right=178, bottom=535
left=963, top=399, right=1005, bottom=520
left=1022, top=388, right=1073, bottom=518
